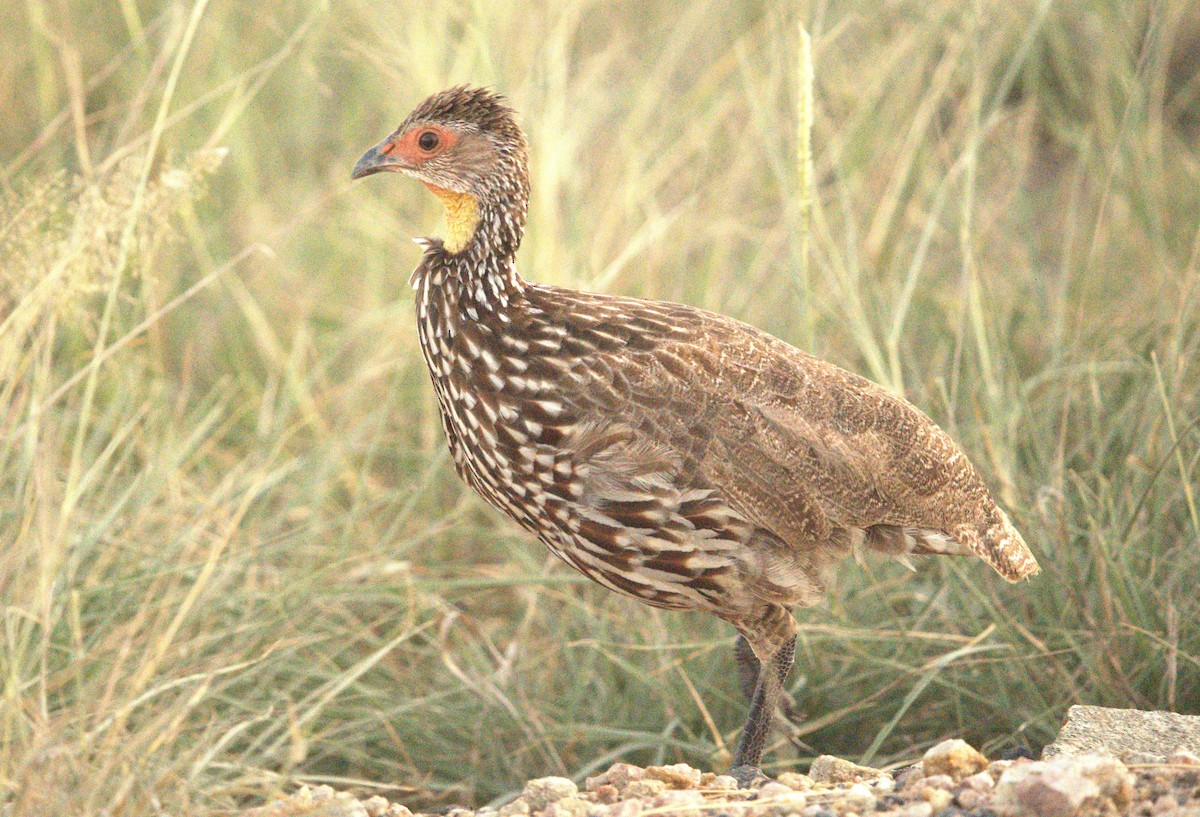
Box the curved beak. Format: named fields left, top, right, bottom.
left=351, top=137, right=407, bottom=180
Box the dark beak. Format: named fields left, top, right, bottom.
left=351, top=138, right=406, bottom=180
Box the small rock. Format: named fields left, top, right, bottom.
left=993, top=756, right=1132, bottom=817
left=960, top=772, right=995, bottom=792
left=1044, top=706, right=1200, bottom=759
left=590, top=785, right=620, bottom=805
left=363, top=796, right=391, bottom=817
left=954, top=771, right=993, bottom=810
left=1153, top=794, right=1183, bottom=813
left=954, top=788, right=982, bottom=810
left=498, top=798, right=530, bottom=817
left=1075, top=755, right=1134, bottom=808
left=898, top=802, right=933, bottom=817
left=921, top=739, right=989, bottom=781
left=705, top=774, right=739, bottom=791
left=808, top=755, right=882, bottom=785
left=756, top=781, right=795, bottom=799
left=543, top=797, right=590, bottom=817
left=1169, top=750, right=1200, bottom=765
left=645, top=764, right=702, bottom=789
left=648, top=789, right=705, bottom=817
left=995, top=761, right=1095, bottom=817
left=986, top=759, right=1016, bottom=781
left=622, top=779, right=667, bottom=799
left=600, top=801, right=641, bottom=817
left=523, top=778, right=578, bottom=812
left=921, top=788, right=953, bottom=811
left=586, top=764, right=645, bottom=793
left=776, top=772, right=815, bottom=791
left=845, top=783, right=876, bottom=811
left=920, top=774, right=955, bottom=791
left=895, top=765, right=925, bottom=791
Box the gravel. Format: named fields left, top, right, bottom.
left=239, top=740, right=1200, bottom=817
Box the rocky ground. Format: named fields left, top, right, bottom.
left=242, top=707, right=1200, bottom=817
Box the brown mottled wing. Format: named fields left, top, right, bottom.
left=531, top=286, right=1038, bottom=585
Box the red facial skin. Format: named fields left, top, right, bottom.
left=382, top=125, right=459, bottom=169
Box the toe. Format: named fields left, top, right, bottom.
left=729, top=764, right=769, bottom=789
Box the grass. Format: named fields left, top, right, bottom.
left=2, top=0, right=1199, bottom=814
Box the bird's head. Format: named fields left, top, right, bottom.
left=352, top=85, right=529, bottom=254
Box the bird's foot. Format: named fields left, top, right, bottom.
left=729, top=764, right=769, bottom=789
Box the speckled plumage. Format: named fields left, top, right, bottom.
left=352, top=85, right=1039, bottom=780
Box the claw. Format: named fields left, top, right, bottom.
left=729, top=764, right=769, bottom=789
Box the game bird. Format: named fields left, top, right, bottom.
left=351, top=85, right=1039, bottom=784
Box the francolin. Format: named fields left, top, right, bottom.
left=351, top=85, right=1039, bottom=784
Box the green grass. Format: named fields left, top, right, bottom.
left=2, top=0, right=1199, bottom=814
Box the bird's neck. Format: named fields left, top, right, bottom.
left=418, top=176, right=529, bottom=306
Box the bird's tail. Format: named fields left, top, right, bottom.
left=950, top=507, right=1040, bottom=582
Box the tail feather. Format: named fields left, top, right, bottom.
left=951, top=508, right=1040, bottom=582
left=863, top=508, right=1039, bottom=582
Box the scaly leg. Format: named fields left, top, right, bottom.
left=729, top=634, right=797, bottom=787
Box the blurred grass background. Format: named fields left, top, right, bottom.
left=2, top=0, right=1199, bottom=814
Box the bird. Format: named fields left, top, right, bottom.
left=351, top=85, right=1039, bottom=785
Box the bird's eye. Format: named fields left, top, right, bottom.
left=417, top=130, right=440, bottom=152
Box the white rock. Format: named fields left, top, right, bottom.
left=523, top=778, right=579, bottom=812
left=920, top=738, right=989, bottom=781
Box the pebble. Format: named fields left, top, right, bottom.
left=920, top=739, right=989, bottom=782
left=522, top=778, right=578, bottom=812
left=600, top=801, right=641, bottom=817
left=649, top=789, right=705, bottom=817
left=498, top=799, right=530, bottom=817
left=808, top=756, right=881, bottom=785
left=954, top=788, right=981, bottom=810
left=777, top=772, right=815, bottom=791
left=898, top=801, right=933, bottom=817
left=756, top=782, right=795, bottom=798
left=645, top=764, right=702, bottom=789
left=542, top=797, right=590, bottom=817
left=589, top=785, right=619, bottom=805
left=894, top=766, right=925, bottom=791
left=844, top=783, right=875, bottom=811
left=586, top=764, right=644, bottom=793
left=959, top=771, right=994, bottom=792
left=1075, top=755, right=1135, bottom=807
left=706, top=774, right=740, bottom=791
left=998, top=762, right=1093, bottom=815
left=621, top=780, right=666, bottom=799
left=918, top=774, right=954, bottom=791
left=920, top=787, right=952, bottom=811
left=953, top=771, right=995, bottom=810
left=363, top=797, right=391, bottom=817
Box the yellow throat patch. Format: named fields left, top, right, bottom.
left=425, top=185, right=480, bottom=254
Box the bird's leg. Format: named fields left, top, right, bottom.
left=729, top=634, right=797, bottom=788
left=733, top=635, right=760, bottom=702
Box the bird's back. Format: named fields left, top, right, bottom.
left=425, top=275, right=1038, bottom=621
